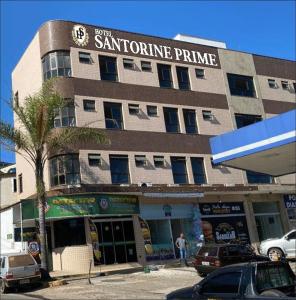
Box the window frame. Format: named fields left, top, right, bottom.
left=202, top=110, right=214, bottom=121
left=268, top=79, right=277, bottom=89
left=235, top=113, right=262, bottom=129
left=109, top=155, right=130, bottom=184
left=157, top=64, right=173, bottom=88
left=88, top=154, right=102, bottom=166
left=170, top=157, right=188, bottom=184
left=163, top=107, right=180, bottom=133
left=83, top=99, right=96, bottom=112
left=54, top=103, right=76, bottom=128
left=141, top=61, right=152, bottom=72
left=99, top=55, right=118, bottom=82
left=104, top=102, right=124, bottom=130
left=18, top=174, right=23, bottom=194
left=191, top=157, right=206, bottom=184
left=79, top=52, right=92, bottom=64
left=123, top=58, right=135, bottom=70
left=183, top=109, right=198, bottom=134
left=128, top=104, right=140, bottom=115
left=281, top=80, right=289, bottom=90
left=176, top=66, right=191, bottom=90
left=49, top=154, right=81, bottom=187
left=135, top=155, right=147, bottom=167
left=227, top=73, right=256, bottom=97
left=147, top=105, right=158, bottom=117
left=195, top=68, right=205, bottom=79
left=153, top=156, right=165, bottom=168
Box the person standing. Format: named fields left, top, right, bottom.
left=175, top=233, right=188, bottom=266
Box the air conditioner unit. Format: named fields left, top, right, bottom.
left=138, top=182, right=153, bottom=187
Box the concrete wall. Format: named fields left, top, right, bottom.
left=0, top=175, right=17, bottom=208
left=79, top=150, right=244, bottom=185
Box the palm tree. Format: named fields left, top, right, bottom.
left=0, top=80, right=107, bottom=274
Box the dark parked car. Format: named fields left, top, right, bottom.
left=167, top=261, right=296, bottom=299
left=193, top=244, right=269, bottom=277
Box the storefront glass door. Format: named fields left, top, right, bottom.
left=94, top=219, right=137, bottom=265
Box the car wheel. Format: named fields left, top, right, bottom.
left=268, top=248, right=283, bottom=261
left=0, top=279, right=8, bottom=294
left=260, top=289, right=286, bottom=296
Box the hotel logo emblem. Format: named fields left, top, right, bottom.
left=72, top=24, right=89, bottom=47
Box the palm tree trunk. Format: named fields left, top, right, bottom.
left=35, top=153, right=48, bottom=272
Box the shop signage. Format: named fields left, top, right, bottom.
left=201, top=217, right=250, bottom=244
left=71, top=24, right=219, bottom=68
left=199, top=202, right=245, bottom=215
left=22, top=194, right=139, bottom=220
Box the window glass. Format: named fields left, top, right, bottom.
left=123, top=58, right=134, bottom=69
left=287, top=231, right=296, bottom=239
left=104, top=102, right=123, bottom=129
left=141, top=61, right=152, bottom=71
left=253, top=202, right=279, bottom=214
left=163, top=107, right=180, bottom=133
left=54, top=218, right=86, bottom=247
left=201, top=272, right=242, bottom=294
left=99, top=56, right=118, bottom=81
left=147, top=105, right=157, bottom=117
left=246, top=170, right=272, bottom=184
left=157, top=64, right=173, bottom=88
left=154, top=156, right=165, bottom=167
left=83, top=100, right=96, bottom=111
left=176, top=66, right=190, bottom=90
left=196, top=68, right=205, bottom=78
left=268, top=79, right=276, bottom=88
left=42, top=52, right=71, bottom=81
left=227, top=73, right=256, bottom=97
left=198, top=246, right=218, bottom=257
left=109, top=155, right=129, bottom=184
left=50, top=154, right=80, bottom=187
left=54, top=104, right=76, bottom=128
left=171, top=157, right=188, bottom=184
left=235, top=114, right=262, bottom=129
left=183, top=109, right=197, bottom=134
left=191, top=158, right=206, bottom=184
left=79, top=52, right=91, bottom=64
left=256, top=264, right=295, bottom=293
left=8, top=255, right=35, bottom=268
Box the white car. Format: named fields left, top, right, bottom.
left=259, top=230, right=296, bottom=260
left=0, top=252, right=41, bottom=293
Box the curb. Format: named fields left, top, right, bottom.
left=41, top=279, right=67, bottom=288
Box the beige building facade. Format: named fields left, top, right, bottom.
left=10, top=20, right=296, bottom=272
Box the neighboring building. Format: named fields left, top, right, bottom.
left=11, top=20, right=296, bottom=272
left=0, top=164, right=23, bottom=253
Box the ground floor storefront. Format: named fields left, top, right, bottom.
left=10, top=190, right=292, bottom=272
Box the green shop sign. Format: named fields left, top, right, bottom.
left=22, top=194, right=139, bottom=220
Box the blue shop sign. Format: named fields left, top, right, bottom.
left=284, top=194, right=296, bottom=209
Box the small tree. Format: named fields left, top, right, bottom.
left=0, top=80, right=108, bottom=273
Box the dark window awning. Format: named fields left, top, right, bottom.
left=210, top=109, right=296, bottom=176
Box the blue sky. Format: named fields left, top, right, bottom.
left=0, top=1, right=295, bottom=163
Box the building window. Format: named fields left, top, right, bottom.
left=79, top=52, right=91, bottom=64
left=281, top=81, right=289, bottom=90
left=293, top=83, right=296, bottom=93
left=141, top=61, right=152, bottom=72
left=163, top=107, right=180, bottom=133
left=195, top=68, right=205, bottom=79
left=246, top=170, right=273, bottom=184
left=83, top=99, right=96, bottom=112
left=202, top=110, right=214, bottom=121
left=14, top=91, right=19, bottom=106
left=88, top=154, right=102, bottom=166
left=99, top=55, right=118, bottom=81
left=128, top=104, right=140, bottom=115
left=12, top=178, right=17, bottom=193
left=157, top=64, right=173, bottom=88
left=171, top=157, right=188, bottom=184
left=183, top=109, right=198, bottom=134
left=176, top=66, right=190, bottom=90
left=123, top=58, right=135, bottom=70
left=135, top=155, right=147, bottom=167
left=18, top=174, right=23, bottom=194
left=235, top=114, right=262, bottom=129
left=42, top=51, right=71, bottom=81
left=147, top=105, right=158, bottom=117
left=109, top=155, right=129, bottom=184
left=54, top=103, right=76, bottom=128
left=227, top=73, right=256, bottom=97
left=191, top=158, right=206, bottom=184
left=268, top=79, right=276, bottom=88
left=50, top=154, right=80, bottom=187
left=104, top=102, right=123, bottom=129
left=153, top=156, right=165, bottom=167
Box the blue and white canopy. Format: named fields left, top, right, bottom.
left=210, top=110, right=296, bottom=176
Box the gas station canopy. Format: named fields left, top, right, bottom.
left=210, top=110, right=296, bottom=177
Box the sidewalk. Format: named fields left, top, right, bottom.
left=50, top=262, right=143, bottom=280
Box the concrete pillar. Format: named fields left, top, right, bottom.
left=132, top=215, right=146, bottom=265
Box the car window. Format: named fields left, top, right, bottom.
left=227, top=246, right=240, bottom=256
left=8, top=255, right=35, bottom=268
left=201, top=272, right=242, bottom=294
left=256, top=264, right=295, bottom=293
left=198, top=247, right=218, bottom=257
left=287, top=231, right=296, bottom=240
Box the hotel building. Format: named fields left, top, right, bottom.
left=10, top=20, right=296, bottom=272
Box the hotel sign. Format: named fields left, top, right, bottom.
left=72, top=24, right=220, bottom=68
